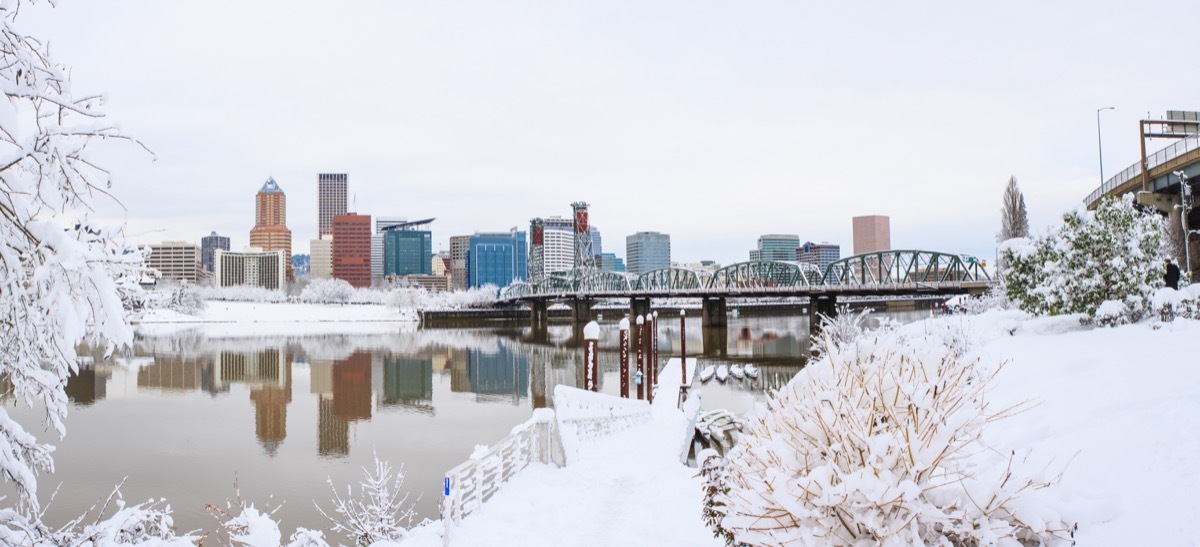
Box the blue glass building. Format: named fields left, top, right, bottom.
left=467, top=230, right=528, bottom=289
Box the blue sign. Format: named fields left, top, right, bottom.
left=444, top=476, right=450, bottom=496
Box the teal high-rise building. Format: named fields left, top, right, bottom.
left=753, top=234, right=800, bottom=262
left=383, top=229, right=432, bottom=276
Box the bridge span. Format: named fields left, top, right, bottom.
left=497, top=249, right=994, bottom=333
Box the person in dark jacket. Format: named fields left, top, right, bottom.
left=1164, top=258, right=1181, bottom=290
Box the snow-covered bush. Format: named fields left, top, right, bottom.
left=317, top=454, right=418, bottom=545
left=1002, top=194, right=1165, bottom=322
left=811, top=306, right=873, bottom=358
left=300, top=277, right=357, bottom=304
left=0, top=485, right=198, bottom=545
left=704, top=331, right=1074, bottom=545
left=1151, top=285, right=1200, bottom=321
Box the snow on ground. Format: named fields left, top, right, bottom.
left=136, top=301, right=417, bottom=337
left=389, top=312, right=1199, bottom=546
left=958, top=311, right=1200, bottom=546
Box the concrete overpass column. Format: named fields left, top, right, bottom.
left=701, top=297, right=727, bottom=330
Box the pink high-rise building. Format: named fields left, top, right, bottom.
left=852, top=215, right=891, bottom=255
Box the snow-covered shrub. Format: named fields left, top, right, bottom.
left=811, top=306, right=873, bottom=358
left=317, top=453, right=417, bottom=545
left=0, top=485, right=197, bottom=545
left=300, top=277, right=357, bottom=304
left=705, top=331, right=1074, bottom=545
left=164, top=282, right=206, bottom=315
left=698, top=449, right=734, bottom=546
left=953, top=286, right=1013, bottom=315
left=1151, top=285, right=1200, bottom=321
left=1002, top=194, right=1165, bottom=322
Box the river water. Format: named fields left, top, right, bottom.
left=7, top=311, right=931, bottom=539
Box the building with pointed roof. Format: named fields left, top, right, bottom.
left=249, top=177, right=293, bottom=281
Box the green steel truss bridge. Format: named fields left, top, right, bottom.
left=500, top=249, right=993, bottom=307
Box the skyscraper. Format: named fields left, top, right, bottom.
left=467, top=230, right=527, bottom=288
left=383, top=221, right=433, bottom=277
left=449, top=235, right=471, bottom=290
left=797, top=241, right=841, bottom=272
left=852, top=215, right=891, bottom=255
left=755, top=234, right=800, bottom=262
left=626, top=231, right=671, bottom=275
left=317, top=173, right=348, bottom=238
left=145, top=241, right=200, bottom=283
left=249, top=177, right=292, bottom=280
left=201, top=231, right=230, bottom=273
left=332, top=213, right=372, bottom=288
left=372, top=217, right=407, bottom=283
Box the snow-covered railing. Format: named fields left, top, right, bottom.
left=442, top=409, right=565, bottom=526
left=553, top=385, right=652, bottom=464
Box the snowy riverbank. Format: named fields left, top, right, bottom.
left=135, top=301, right=418, bottom=337
left=388, top=310, right=1198, bottom=546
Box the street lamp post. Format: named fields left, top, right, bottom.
left=1097, top=106, right=1116, bottom=185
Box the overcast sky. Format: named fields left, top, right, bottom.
left=19, top=0, right=1200, bottom=265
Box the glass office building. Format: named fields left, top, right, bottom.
left=467, top=230, right=528, bottom=289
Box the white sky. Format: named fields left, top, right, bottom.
left=19, top=0, right=1200, bottom=265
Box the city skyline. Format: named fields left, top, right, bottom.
left=17, top=1, right=1199, bottom=266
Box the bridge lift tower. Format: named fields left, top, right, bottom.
left=572, top=201, right=596, bottom=275
left=530, top=217, right=545, bottom=283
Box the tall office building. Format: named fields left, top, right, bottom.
left=449, top=235, right=471, bottom=290
left=467, top=230, right=527, bottom=288
left=201, top=232, right=230, bottom=274
left=317, top=173, right=348, bottom=238
left=754, top=234, right=800, bottom=262
left=249, top=177, right=292, bottom=280
left=332, top=213, right=372, bottom=288
left=372, top=217, right=407, bottom=282
left=383, top=220, right=433, bottom=277
left=797, top=241, right=841, bottom=272
left=626, top=231, right=671, bottom=275
left=852, top=215, right=891, bottom=255
left=145, top=241, right=201, bottom=283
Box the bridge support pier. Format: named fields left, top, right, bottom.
left=569, top=298, right=594, bottom=325
left=702, top=326, right=728, bottom=357
left=701, top=297, right=727, bottom=330
left=629, top=297, right=652, bottom=322
left=529, top=300, right=549, bottom=333
left=809, top=295, right=837, bottom=337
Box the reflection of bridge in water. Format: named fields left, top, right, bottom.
left=500, top=250, right=992, bottom=336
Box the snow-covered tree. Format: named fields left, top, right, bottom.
left=300, top=277, right=357, bottom=304
left=998, top=175, right=1030, bottom=242
left=0, top=0, right=146, bottom=523
left=317, top=453, right=418, bottom=545
left=996, top=176, right=1029, bottom=272
left=1002, top=194, right=1165, bottom=321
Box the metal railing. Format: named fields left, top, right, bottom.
left=442, top=410, right=564, bottom=527
left=1086, top=134, right=1200, bottom=208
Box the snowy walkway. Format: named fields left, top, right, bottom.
left=403, top=360, right=722, bottom=547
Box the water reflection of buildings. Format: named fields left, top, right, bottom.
left=217, top=350, right=292, bottom=455
left=460, top=345, right=529, bottom=405
left=379, top=356, right=434, bottom=413
left=311, top=351, right=373, bottom=457
left=65, top=367, right=111, bottom=405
